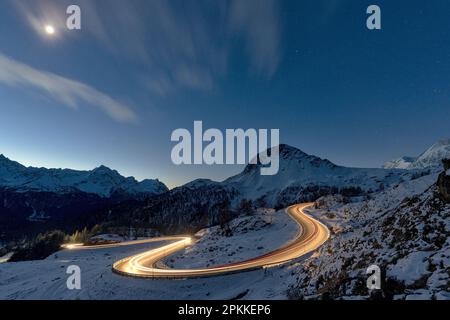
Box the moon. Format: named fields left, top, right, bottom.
left=45, top=25, right=55, bottom=35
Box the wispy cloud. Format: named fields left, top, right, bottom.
left=228, top=0, right=282, bottom=78
left=0, top=52, right=137, bottom=123
left=77, top=0, right=229, bottom=94
left=11, top=0, right=282, bottom=96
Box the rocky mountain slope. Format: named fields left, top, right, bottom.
left=288, top=164, right=450, bottom=300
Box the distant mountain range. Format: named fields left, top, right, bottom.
left=0, top=155, right=167, bottom=198
left=383, top=139, right=450, bottom=170
left=2, top=138, right=448, bottom=199
left=0, top=156, right=168, bottom=240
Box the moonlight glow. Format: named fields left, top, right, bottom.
left=44, top=25, right=55, bottom=35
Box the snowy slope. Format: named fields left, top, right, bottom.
left=411, top=139, right=450, bottom=169
left=0, top=155, right=167, bottom=197
left=0, top=209, right=301, bottom=300
left=288, top=171, right=449, bottom=300
left=383, top=139, right=450, bottom=170
left=383, top=156, right=417, bottom=169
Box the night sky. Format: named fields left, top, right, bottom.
left=0, top=0, right=449, bottom=188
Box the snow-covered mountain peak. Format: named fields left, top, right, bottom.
left=412, top=139, right=450, bottom=169
left=278, top=144, right=307, bottom=158
left=383, top=138, right=450, bottom=170
left=223, top=144, right=406, bottom=206
left=0, top=154, right=21, bottom=166
left=0, top=155, right=168, bottom=198
left=93, top=165, right=114, bottom=172
left=0, top=154, right=27, bottom=177
left=230, top=144, right=355, bottom=181
left=89, top=165, right=123, bottom=180
left=277, top=144, right=336, bottom=168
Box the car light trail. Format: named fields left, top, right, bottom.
left=112, top=203, right=329, bottom=278
left=62, top=203, right=330, bottom=279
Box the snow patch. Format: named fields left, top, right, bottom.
left=387, top=251, right=431, bottom=286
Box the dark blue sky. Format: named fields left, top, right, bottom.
left=0, top=0, right=449, bottom=188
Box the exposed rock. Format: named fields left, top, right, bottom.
left=442, top=159, right=450, bottom=171
left=437, top=159, right=450, bottom=203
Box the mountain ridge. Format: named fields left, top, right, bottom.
left=0, top=154, right=168, bottom=198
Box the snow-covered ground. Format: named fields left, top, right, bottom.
left=0, top=210, right=302, bottom=300
left=1, top=168, right=448, bottom=300
left=167, top=210, right=298, bottom=269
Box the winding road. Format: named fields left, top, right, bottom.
left=64, top=203, right=330, bottom=279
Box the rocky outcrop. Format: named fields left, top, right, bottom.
left=437, top=159, right=450, bottom=203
